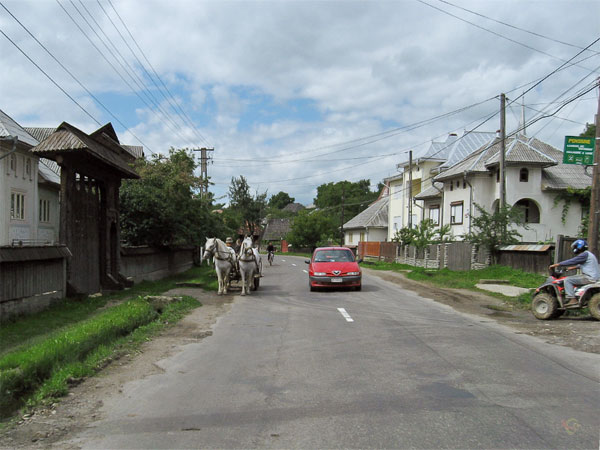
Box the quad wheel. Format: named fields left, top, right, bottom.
left=588, top=293, right=600, bottom=321
left=531, top=292, right=560, bottom=320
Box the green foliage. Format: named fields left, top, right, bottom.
left=411, top=219, right=438, bottom=249
left=435, top=223, right=453, bottom=243
left=227, top=176, right=267, bottom=235
left=0, top=298, right=157, bottom=416
left=268, top=191, right=294, bottom=209
left=286, top=209, right=336, bottom=249
left=392, top=227, right=416, bottom=245
left=464, top=203, right=525, bottom=263
left=314, top=180, right=378, bottom=219
left=120, top=148, right=225, bottom=247
left=552, top=186, right=591, bottom=225
left=580, top=122, right=596, bottom=138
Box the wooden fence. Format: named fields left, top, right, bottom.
left=0, top=245, right=195, bottom=321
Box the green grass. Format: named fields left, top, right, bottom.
left=0, top=264, right=215, bottom=420
left=0, top=264, right=216, bottom=356
left=362, top=261, right=546, bottom=306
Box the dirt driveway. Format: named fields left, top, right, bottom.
left=365, top=268, right=600, bottom=355
left=0, top=274, right=598, bottom=449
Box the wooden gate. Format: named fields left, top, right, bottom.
left=445, top=242, right=472, bottom=271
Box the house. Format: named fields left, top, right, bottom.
left=261, top=218, right=293, bottom=251
left=386, top=131, right=496, bottom=240
left=0, top=110, right=60, bottom=246
left=282, top=202, right=305, bottom=214
left=428, top=134, right=589, bottom=242
left=343, top=185, right=389, bottom=247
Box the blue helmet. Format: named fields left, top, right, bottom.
left=571, top=239, right=587, bottom=254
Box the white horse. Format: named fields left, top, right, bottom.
left=238, top=236, right=261, bottom=296
left=203, top=238, right=236, bottom=295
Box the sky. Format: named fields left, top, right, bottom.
left=1, top=0, right=599, bottom=205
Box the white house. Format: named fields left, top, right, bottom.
left=0, top=110, right=60, bottom=246
left=386, top=131, right=496, bottom=240
left=426, top=134, right=589, bottom=242
left=343, top=185, right=389, bottom=247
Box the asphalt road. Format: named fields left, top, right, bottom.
left=73, top=255, right=599, bottom=449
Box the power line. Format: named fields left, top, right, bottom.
left=104, top=0, right=212, bottom=148
left=416, top=0, right=599, bottom=73
left=435, top=0, right=600, bottom=55
left=0, top=1, right=156, bottom=154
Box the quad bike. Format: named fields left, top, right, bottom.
left=531, top=266, right=600, bottom=320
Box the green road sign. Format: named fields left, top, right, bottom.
left=564, top=136, right=595, bottom=165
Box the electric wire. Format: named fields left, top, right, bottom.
left=103, top=0, right=212, bottom=147
left=0, top=1, right=157, bottom=155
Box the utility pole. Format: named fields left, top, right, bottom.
left=588, top=81, right=600, bottom=257
left=499, top=94, right=506, bottom=208
left=192, top=147, right=214, bottom=198
left=408, top=150, right=413, bottom=228
left=340, top=186, right=345, bottom=246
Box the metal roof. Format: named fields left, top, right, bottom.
left=343, top=195, right=389, bottom=230
left=24, top=127, right=56, bottom=143
left=414, top=184, right=442, bottom=200
left=416, top=131, right=496, bottom=169
left=0, top=109, right=38, bottom=147
left=32, top=122, right=139, bottom=178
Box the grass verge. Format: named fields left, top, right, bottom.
left=0, top=264, right=215, bottom=421
left=362, top=261, right=546, bottom=307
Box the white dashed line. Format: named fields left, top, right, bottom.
left=337, top=308, right=354, bottom=322
left=281, top=259, right=286, bottom=262
left=303, top=269, right=308, bottom=273
left=291, top=263, right=297, bottom=267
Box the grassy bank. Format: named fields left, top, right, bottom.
left=362, top=261, right=547, bottom=306
left=0, top=264, right=216, bottom=420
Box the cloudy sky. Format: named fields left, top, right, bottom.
left=1, top=0, right=599, bottom=205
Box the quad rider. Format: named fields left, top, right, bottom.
left=549, top=239, right=600, bottom=306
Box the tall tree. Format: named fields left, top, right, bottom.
left=120, top=148, right=225, bottom=247
left=314, top=180, right=378, bottom=219
left=228, top=176, right=267, bottom=235
left=286, top=209, right=336, bottom=250
left=269, top=191, right=295, bottom=209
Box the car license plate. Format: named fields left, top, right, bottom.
left=331, top=278, right=342, bottom=283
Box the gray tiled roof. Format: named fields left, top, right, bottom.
left=434, top=134, right=591, bottom=191
left=38, top=158, right=60, bottom=185
left=419, top=131, right=496, bottom=169
left=343, top=196, right=389, bottom=229
left=0, top=110, right=38, bottom=146
left=414, top=184, right=442, bottom=200
left=282, top=202, right=305, bottom=213
left=24, top=127, right=56, bottom=143
left=262, top=218, right=292, bottom=241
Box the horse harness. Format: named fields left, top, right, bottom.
left=205, top=241, right=236, bottom=266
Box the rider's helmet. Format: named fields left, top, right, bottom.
left=571, top=239, right=588, bottom=255
left=225, top=237, right=233, bottom=245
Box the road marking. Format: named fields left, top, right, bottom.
left=281, top=259, right=286, bottom=262
left=291, top=263, right=297, bottom=266
left=337, top=308, right=354, bottom=322
left=302, top=269, right=308, bottom=273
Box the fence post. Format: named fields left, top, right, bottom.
left=443, top=243, right=449, bottom=268
left=555, top=234, right=563, bottom=264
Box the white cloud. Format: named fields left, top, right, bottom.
left=1, top=0, right=598, bottom=204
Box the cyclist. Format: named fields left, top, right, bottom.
left=266, top=242, right=275, bottom=265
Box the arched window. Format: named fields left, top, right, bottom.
left=514, top=199, right=540, bottom=223
left=519, top=168, right=529, bottom=182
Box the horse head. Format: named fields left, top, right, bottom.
left=240, top=236, right=254, bottom=258
left=203, top=238, right=217, bottom=262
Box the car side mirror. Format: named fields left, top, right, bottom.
left=305, top=260, right=310, bottom=264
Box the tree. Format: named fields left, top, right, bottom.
left=580, top=122, right=596, bottom=138
left=411, top=219, right=438, bottom=250
left=228, top=176, right=267, bottom=235
left=314, top=180, right=378, bottom=219
left=286, top=210, right=336, bottom=249
left=464, top=203, right=525, bottom=264
left=269, top=191, right=294, bottom=209
left=120, top=148, right=225, bottom=247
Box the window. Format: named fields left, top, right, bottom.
left=9, top=154, right=16, bottom=174
left=393, top=216, right=402, bottom=231
left=450, top=201, right=463, bottom=225
left=348, top=232, right=353, bottom=243
left=10, top=191, right=25, bottom=220
left=429, top=205, right=440, bottom=225
left=463, top=180, right=466, bottom=189
left=360, top=232, right=365, bottom=242
left=519, top=168, right=529, bottom=182
left=450, top=182, right=453, bottom=191
left=514, top=199, right=540, bottom=223
left=39, top=199, right=51, bottom=223
left=25, top=158, right=32, bottom=180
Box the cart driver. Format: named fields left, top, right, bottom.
left=549, top=239, right=599, bottom=306
left=225, top=237, right=236, bottom=257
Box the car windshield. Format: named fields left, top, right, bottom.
left=314, top=250, right=354, bottom=262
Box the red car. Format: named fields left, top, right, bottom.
left=305, top=246, right=362, bottom=291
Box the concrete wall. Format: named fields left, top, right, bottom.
left=120, top=246, right=195, bottom=283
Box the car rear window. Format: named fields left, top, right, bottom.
left=314, top=250, right=354, bottom=262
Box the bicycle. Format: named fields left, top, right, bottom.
left=267, top=251, right=274, bottom=266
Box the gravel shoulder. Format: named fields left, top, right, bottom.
left=1, top=272, right=598, bottom=449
